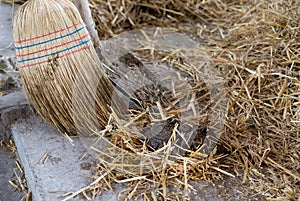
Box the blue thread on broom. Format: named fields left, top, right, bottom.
left=17, top=38, right=92, bottom=63
left=18, top=44, right=92, bottom=68
left=15, top=26, right=86, bottom=50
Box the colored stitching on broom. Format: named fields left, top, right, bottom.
left=17, top=38, right=92, bottom=63
left=16, top=34, right=89, bottom=57
left=18, top=44, right=92, bottom=68
left=15, top=26, right=86, bottom=50
left=15, top=22, right=83, bottom=44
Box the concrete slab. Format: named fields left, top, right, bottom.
left=11, top=115, right=131, bottom=201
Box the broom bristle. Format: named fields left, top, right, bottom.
left=12, top=0, right=117, bottom=134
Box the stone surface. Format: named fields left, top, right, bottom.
left=0, top=146, right=24, bottom=201
left=0, top=2, right=18, bottom=73
left=11, top=115, right=127, bottom=201
left=0, top=2, right=17, bottom=59
left=0, top=3, right=27, bottom=201
left=0, top=89, right=30, bottom=141
left=0, top=2, right=27, bottom=141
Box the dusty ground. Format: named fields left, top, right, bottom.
left=0, top=2, right=29, bottom=201
left=0, top=145, right=24, bottom=201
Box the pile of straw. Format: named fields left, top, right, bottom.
left=89, top=0, right=300, bottom=200
left=9, top=0, right=299, bottom=200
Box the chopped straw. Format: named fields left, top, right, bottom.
left=89, top=0, right=300, bottom=200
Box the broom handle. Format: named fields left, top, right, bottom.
left=74, top=0, right=100, bottom=47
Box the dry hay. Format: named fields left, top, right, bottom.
left=7, top=0, right=300, bottom=200
left=88, top=0, right=300, bottom=200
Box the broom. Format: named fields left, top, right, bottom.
left=12, top=0, right=121, bottom=134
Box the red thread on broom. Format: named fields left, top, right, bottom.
left=15, top=21, right=83, bottom=44
left=18, top=44, right=92, bottom=69
left=16, top=34, right=89, bottom=57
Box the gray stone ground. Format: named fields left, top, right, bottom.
left=0, top=90, right=29, bottom=200
left=0, top=2, right=26, bottom=201
left=12, top=115, right=127, bottom=201
left=0, top=2, right=16, bottom=62
left=0, top=146, right=24, bottom=201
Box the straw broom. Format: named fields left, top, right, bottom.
left=12, top=0, right=121, bottom=134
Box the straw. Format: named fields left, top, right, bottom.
left=9, top=0, right=300, bottom=200
left=86, top=1, right=300, bottom=200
